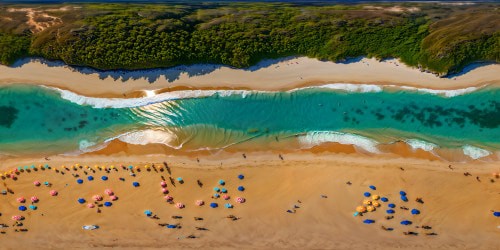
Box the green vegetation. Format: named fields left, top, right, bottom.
left=0, top=2, right=498, bottom=75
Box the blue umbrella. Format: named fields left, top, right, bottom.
left=19, top=206, right=27, bottom=211
left=219, top=180, right=225, bottom=185
left=363, top=219, right=375, bottom=224
left=214, top=193, right=220, bottom=198
left=104, top=202, right=112, bottom=207
left=77, top=198, right=86, bottom=204
left=76, top=179, right=83, bottom=184
left=177, top=177, right=183, bottom=182
left=388, top=203, right=396, bottom=208
left=380, top=197, right=388, bottom=202
left=363, top=192, right=371, bottom=197
left=144, top=210, right=152, bottom=216
left=24, top=166, right=29, bottom=170
left=400, top=195, right=408, bottom=202
left=101, top=176, right=108, bottom=181
left=87, top=176, right=94, bottom=181
left=386, top=209, right=395, bottom=214
left=369, top=185, right=376, bottom=190
left=225, top=203, right=233, bottom=208
left=166, top=224, right=177, bottom=228
left=29, top=205, right=37, bottom=210
left=221, top=188, right=227, bottom=193
left=400, top=220, right=412, bottom=225
left=128, top=166, right=133, bottom=170
left=45, top=164, right=50, bottom=169
left=238, top=174, right=244, bottom=180
left=213, top=187, right=220, bottom=192
left=493, top=211, right=500, bottom=217
left=44, top=181, right=50, bottom=186
left=399, top=191, right=406, bottom=196
left=31, top=165, right=35, bottom=169
left=17, top=167, right=22, bottom=171
left=237, top=186, right=245, bottom=191
left=411, top=209, right=420, bottom=215
left=210, top=202, right=218, bottom=208
left=132, top=182, right=140, bottom=187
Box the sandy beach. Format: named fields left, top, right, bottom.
left=0, top=57, right=499, bottom=97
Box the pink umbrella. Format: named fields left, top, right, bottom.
left=104, top=189, right=114, bottom=196
left=30, top=196, right=39, bottom=203
left=11, top=215, right=23, bottom=221
left=195, top=200, right=205, bottom=206
left=161, top=188, right=169, bottom=194
left=33, top=181, right=41, bottom=186
left=92, top=195, right=103, bottom=201
left=160, top=181, right=167, bottom=187
left=110, top=195, right=118, bottom=201
left=87, top=203, right=95, bottom=208
left=164, top=195, right=173, bottom=201
left=175, top=203, right=185, bottom=209
left=223, top=195, right=230, bottom=200
left=16, top=197, right=26, bottom=203
left=49, top=190, right=58, bottom=196
left=235, top=197, right=246, bottom=203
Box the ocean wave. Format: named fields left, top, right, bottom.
left=115, top=129, right=182, bottom=149
left=48, top=83, right=486, bottom=109
left=405, top=139, right=438, bottom=152
left=462, top=145, right=491, bottom=160
left=297, top=131, right=380, bottom=153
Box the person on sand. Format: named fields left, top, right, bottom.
left=194, top=217, right=203, bottom=221
left=196, top=227, right=208, bottom=231
left=415, top=198, right=424, bottom=204
left=197, top=180, right=203, bottom=188
left=476, top=176, right=481, bottom=182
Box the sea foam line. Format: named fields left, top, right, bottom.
left=462, top=145, right=492, bottom=160
left=297, top=131, right=380, bottom=153
left=47, top=83, right=484, bottom=109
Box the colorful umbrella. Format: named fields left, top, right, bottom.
left=93, top=195, right=103, bottom=201
left=175, top=203, right=185, bottom=209
left=372, top=201, right=380, bottom=207
left=363, top=219, right=375, bottom=224
left=219, top=180, right=225, bottom=185
left=77, top=198, right=86, bottom=204
left=411, top=209, right=420, bottom=215
left=237, top=186, right=245, bottom=191
left=132, top=182, right=140, bottom=187
left=19, top=206, right=27, bottom=211
left=30, top=196, right=39, bottom=203
left=380, top=197, right=389, bottom=202
left=493, top=211, right=500, bottom=217
left=101, top=176, right=108, bottom=181
left=386, top=209, right=395, bottom=214
left=144, top=210, right=152, bottom=216
left=162, top=188, right=169, bottom=194
left=235, top=197, right=246, bottom=203
left=213, top=187, right=220, bottom=192
left=29, top=205, right=37, bottom=210
left=372, top=195, right=380, bottom=200
left=388, top=203, right=396, bottom=208
left=210, top=202, right=218, bottom=208
left=33, top=181, right=41, bottom=186
left=195, top=200, right=204, bottom=206
left=164, top=195, right=173, bottom=201
left=221, top=188, right=227, bottom=193
left=87, top=176, right=94, bottom=181
left=363, top=199, right=372, bottom=205
left=400, top=220, right=412, bottom=225
left=366, top=205, right=375, bottom=212
left=77, top=179, right=83, bottom=184
left=104, top=202, right=112, bottom=207
left=11, top=215, right=23, bottom=221
left=110, top=195, right=118, bottom=201
left=223, top=195, right=230, bottom=200
left=238, top=174, right=244, bottom=180
left=369, top=185, right=376, bottom=190
left=104, top=189, right=114, bottom=196
left=225, top=203, right=233, bottom=208
left=356, top=206, right=367, bottom=213
left=160, top=181, right=167, bottom=187
left=50, top=190, right=58, bottom=196
left=399, top=191, right=406, bottom=196
left=400, top=195, right=408, bottom=202
left=363, top=192, right=371, bottom=197
left=213, top=193, right=220, bottom=198
left=16, top=197, right=26, bottom=203
left=87, top=203, right=95, bottom=208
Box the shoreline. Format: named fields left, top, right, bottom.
left=1, top=57, right=499, bottom=98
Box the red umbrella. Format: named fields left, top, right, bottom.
left=104, top=189, right=114, bottom=196
left=164, top=195, right=173, bottom=201
left=30, top=196, right=39, bottom=203
left=16, top=197, right=26, bottom=203
left=49, top=190, right=58, bottom=196
left=175, top=203, right=185, bottom=209
left=92, top=195, right=103, bottom=201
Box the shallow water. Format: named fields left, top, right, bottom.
left=0, top=84, right=498, bottom=158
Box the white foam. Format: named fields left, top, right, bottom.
left=395, top=85, right=479, bottom=97
left=405, top=139, right=438, bottom=152
left=115, top=129, right=182, bottom=149
left=312, top=83, right=383, bottom=93
left=298, top=131, right=380, bottom=153
left=462, top=145, right=491, bottom=160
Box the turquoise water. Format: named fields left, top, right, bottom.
left=0, top=84, right=499, bottom=155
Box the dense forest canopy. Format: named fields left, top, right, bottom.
left=0, top=2, right=498, bottom=75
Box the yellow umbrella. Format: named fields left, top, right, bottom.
left=0, top=174, right=3, bottom=177
left=75, top=163, right=80, bottom=167
left=363, top=199, right=372, bottom=205
left=366, top=205, right=375, bottom=212
left=144, top=165, right=149, bottom=169
left=372, top=195, right=380, bottom=200
left=372, top=201, right=380, bottom=207
left=356, top=206, right=367, bottom=213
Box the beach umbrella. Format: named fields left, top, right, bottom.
left=372, top=201, right=380, bottom=207
left=160, top=181, right=167, bottom=187
left=30, top=196, right=39, bottom=203
left=44, top=181, right=50, bottom=186
left=29, top=205, right=37, bottom=210
left=380, top=197, right=388, bottom=202
left=366, top=205, right=375, bottom=212
left=93, top=195, right=103, bottom=201
left=177, top=177, right=183, bottom=182
left=104, top=189, right=114, bottom=196
left=214, top=193, right=220, bottom=198
left=50, top=190, right=58, bottom=196
left=411, top=209, right=420, bottom=215
left=225, top=203, right=233, bottom=208
left=353, top=212, right=359, bottom=217
left=237, top=186, right=245, bottom=191
left=363, top=199, right=372, bottom=206
left=164, top=195, right=173, bottom=201
left=17, top=197, right=26, bottom=203
left=213, top=187, right=220, bottom=192
left=19, top=206, right=27, bottom=211
left=195, top=200, right=204, bottom=206
left=45, top=164, right=50, bottom=169
left=77, top=179, right=83, bottom=184
left=356, top=206, right=367, bottom=213
left=372, top=195, right=380, bottom=200
left=11, top=215, right=23, bottom=221
left=210, top=202, right=218, bottom=208
left=219, top=180, right=225, bottom=185
left=400, top=195, right=408, bottom=202
left=363, top=192, right=371, bottom=197
left=144, top=210, right=152, bottom=216
left=132, top=182, right=140, bottom=187
left=33, top=181, right=41, bottom=186
left=238, top=174, right=244, bottom=180
left=162, top=188, right=169, bottom=194
left=101, top=176, right=108, bottom=181
left=369, top=185, right=376, bottom=190
left=128, top=166, right=133, bottom=170
left=77, top=198, right=86, bottom=204
left=388, top=203, right=396, bottom=208
left=87, top=176, right=94, bottom=181
left=235, top=197, right=246, bottom=203
left=363, top=219, right=375, bottom=224
left=400, top=220, right=412, bottom=226
left=223, top=195, right=230, bottom=200
left=110, top=196, right=118, bottom=201
left=493, top=211, right=500, bottom=217
left=399, top=191, right=406, bottom=196
left=221, top=188, right=227, bottom=193
left=104, top=202, right=112, bottom=207
left=87, top=203, right=95, bottom=208
left=175, top=203, right=185, bottom=209
left=166, top=224, right=177, bottom=229
left=386, top=209, right=395, bottom=214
